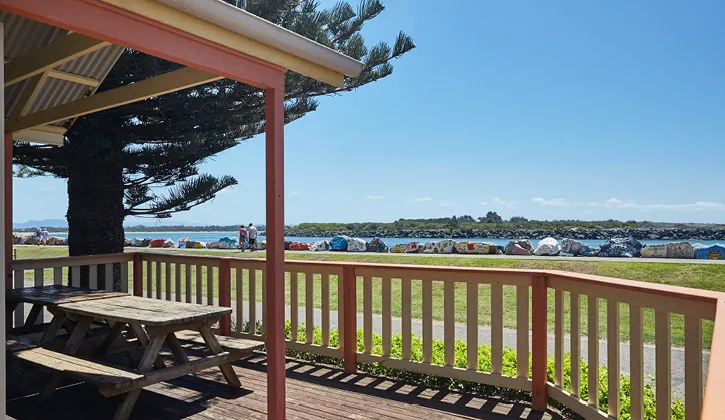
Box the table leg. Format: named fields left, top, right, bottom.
left=41, top=316, right=93, bottom=399
left=112, top=335, right=165, bottom=420
left=166, top=333, right=189, bottom=364
left=198, top=324, right=241, bottom=388
left=98, top=321, right=127, bottom=355
left=40, top=313, right=67, bottom=346
left=6, top=301, right=18, bottom=328
left=127, top=321, right=166, bottom=370
left=24, top=304, right=43, bottom=329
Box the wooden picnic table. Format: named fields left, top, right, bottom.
left=46, top=295, right=244, bottom=420
left=6, top=287, right=261, bottom=420
left=6, top=285, right=126, bottom=335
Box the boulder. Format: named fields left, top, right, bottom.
left=255, top=240, right=267, bottom=250
left=695, top=244, right=725, bottom=260
left=330, top=236, right=350, bottom=251
left=534, top=237, right=561, bottom=256
left=347, top=238, right=367, bottom=252
left=419, top=242, right=435, bottom=254
left=434, top=240, right=456, bottom=254
left=504, top=240, right=534, bottom=255
left=391, top=242, right=419, bottom=253
left=309, top=240, right=330, bottom=252
left=454, top=241, right=497, bottom=254
left=149, top=239, right=165, bottom=248
left=598, top=237, right=642, bottom=258
left=288, top=242, right=310, bottom=251
left=561, top=238, right=597, bottom=256
left=366, top=237, right=389, bottom=253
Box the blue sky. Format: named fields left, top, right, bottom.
left=14, top=0, right=725, bottom=226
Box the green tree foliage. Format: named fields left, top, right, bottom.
left=13, top=0, right=414, bottom=257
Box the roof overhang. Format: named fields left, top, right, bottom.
left=101, top=0, right=365, bottom=88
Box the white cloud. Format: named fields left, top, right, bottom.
left=407, top=196, right=434, bottom=202
left=532, top=196, right=725, bottom=213
left=479, top=201, right=488, bottom=206
left=365, top=195, right=384, bottom=200
left=289, top=191, right=300, bottom=196
left=438, top=200, right=454, bottom=207
left=532, top=197, right=569, bottom=207
left=491, top=197, right=518, bottom=208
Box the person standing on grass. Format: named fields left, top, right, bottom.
left=41, top=229, right=50, bottom=246
left=239, top=224, right=248, bottom=252
left=247, top=223, right=258, bottom=251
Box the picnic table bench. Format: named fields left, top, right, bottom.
left=7, top=286, right=263, bottom=420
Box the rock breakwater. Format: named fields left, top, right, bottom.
left=285, top=228, right=725, bottom=241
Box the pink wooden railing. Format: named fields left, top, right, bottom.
left=10, top=252, right=725, bottom=420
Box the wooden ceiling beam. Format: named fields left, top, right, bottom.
left=6, top=67, right=222, bottom=133
left=4, top=32, right=108, bottom=86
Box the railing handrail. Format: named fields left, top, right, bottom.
left=11, top=252, right=133, bottom=270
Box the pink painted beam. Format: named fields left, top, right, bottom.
left=265, top=83, right=286, bottom=420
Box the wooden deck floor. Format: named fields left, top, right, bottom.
left=7, top=350, right=564, bottom=420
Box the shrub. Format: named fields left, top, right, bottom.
left=239, top=322, right=685, bottom=419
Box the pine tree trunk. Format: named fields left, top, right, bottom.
left=66, top=132, right=125, bottom=290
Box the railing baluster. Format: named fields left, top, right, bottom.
left=236, top=267, right=243, bottom=333
left=466, top=281, right=478, bottom=370
left=146, top=261, right=152, bottom=298
left=53, top=267, right=62, bottom=285
left=185, top=264, right=192, bottom=303
left=262, top=268, right=267, bottom=336
left=607, top=300, right=620, bottom=418
left=306, top=271, right=314, bottom=344
left=321, top=272, right=330, bottom=347
left=588, top=296, right=599, bottom=409
left=104, top=263, right=113, bottom=291
left=71, top=266, right=80, bottom=287
left=516, top=285, right=529, bottom=379
left=630, top=304, right=644, bottom=420
left=120, top=260, right=128, bottom=293
left=337, top=269, right=344, bottom=350
left=175, top=262, right=181, bottom=302
left=88, top=265, right=97, bottom=290
left=570, top=292, right=581, bottom=397
left=492, top=283, right=503, bottom=374
left=656, top=310, right=672, bottom=420
left=195, top=265, right=202, bottom=305
left=444, top=280, right=454, bottom=367
left=685, top=316, right=702, bottom=420
left=14, top=269, right=24, bottom=327
left=206, top=264, right=213, bottom=306
left=422, top=279, right=433, bottom=364
left=166, top=262, right=172, bottom=301
left=155, top=261, right=161, bottom=299
left=34, top=268, right=44, bottom=287
left=249, top=269, right=257, bottom=334
left=401, top=277, right=412, bottom=361
left=363, top=276, right=372, bottom=353
left=554, top=289, right=564, bottom=386
left=382, top=276, right=391, bottom=357
left=290, top=270, right=298, bottom=342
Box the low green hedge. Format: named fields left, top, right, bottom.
left=241, top=322, right=685, bottom=419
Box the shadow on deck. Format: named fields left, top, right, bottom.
left=7, top=351, right=564, bottom=419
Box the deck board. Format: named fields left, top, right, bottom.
left=7, top=349, right=562, bottom=420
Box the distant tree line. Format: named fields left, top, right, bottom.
left=294, top=214, right=724, bottom=232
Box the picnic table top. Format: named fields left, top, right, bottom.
left=55, top=295, right=232, bottom=327
left=6, top=285, right=126, bottom=306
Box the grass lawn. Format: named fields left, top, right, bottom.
left=14, top=246, right=725, bottom=347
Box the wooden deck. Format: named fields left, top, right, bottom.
left=7, top=347, right=564, bottom=420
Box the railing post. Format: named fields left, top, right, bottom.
left=133, top=253, right=143, bottom=297
left=219, top=259, right=232, bottom=336
left=531, top=274, right=548, bottom=411
left=343, top=265, right=357, bottom=373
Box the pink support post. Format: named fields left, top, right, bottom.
left=531, top=275, right=548, bottom=411
left=4, top=132, right=11, bottom=291
left=265, top=83, right=286, bottom=420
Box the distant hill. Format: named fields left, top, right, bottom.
left=13, top=219, right=67, bottom=229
